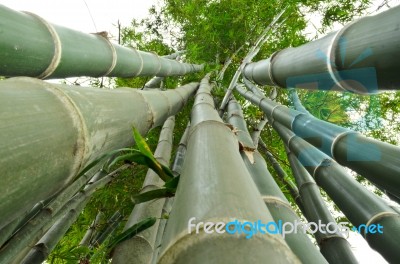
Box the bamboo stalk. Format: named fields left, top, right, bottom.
left=152, top=123, right=191, bottom=263
left=20, top=165, right=128, bottom=264
left=286, top=147, right=357, bottom=263
left=258, top=139, right=304, bottom=212
left=158, top=76, right=299, bottom=263
left=91, top=211, right=122, bottom=248
left=0, top=165, right=126, bottom=263
left=79, top=211, right=104, bottom=247
left=272, top=121, right=400, bottom=263
left=112, top=116, right=176, bottom=264
left=235, top=84, right=400, bottom=198
left=226, top=98, right=327, bottom=263
left=0, top=78, right=198, bottom=229
left=144, top=76, right=165, bottom=89
left=0, top=5, right=202, bottom=79
left=243, top=6, right=400, bottom=93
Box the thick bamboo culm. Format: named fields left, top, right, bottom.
left=0, top=5, right=203, bottom=79
left=243, top=6, right=400, bottom=93
left=226, top=98, right=328, bottom=264
left=0, top=77, right=198, bottom=230
left=112, top=116, right=176, bottom=264
left=158, top=76, right=300, bottom=263
left=235, top=84, right=400, bottom=198
left=272, top=121, right=400, bottom=263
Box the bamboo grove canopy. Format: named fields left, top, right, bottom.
left=1, top=3, right=400, bottom=264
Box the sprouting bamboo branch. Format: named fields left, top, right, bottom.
left=216, top=44, right=245, bottom=82
left=218, top=7, right=287, bottom=115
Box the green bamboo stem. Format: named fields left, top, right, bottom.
left=79, top=211, right=104, bottom=247
left=272, top=121, right=400, bottom=263
left=226, top=98, right=327, bottom=263
left=243, top=6, right=400, bottom=93
left=235, top=84, right=400, bottom=198
left=20, top=165, right=128, bottom=264
left=258, top=139, right=304, bottom=212
left=112, top=116, right=176, bottom=264
left=152, top=123, right=191, bottom=263
left=91, top=211, right=122, bottom=248
left=0, top=5, right=202, bottom=79
left=0, top=166, right=124, bottom=263
left=158, top=75, right=299, bottom=264
left=144, top=52, right=185, bottom=89
left=171, top=123, right=191, bottom=177
left=144, top=76, right=165, bottom=89
left=286, top=147, right=357, bottom=263
left=0, top=78, right=198, bottom=229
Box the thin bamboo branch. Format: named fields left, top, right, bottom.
left=218, top=8, right=287, bottom=115
left=79, top=211, right=104, bottom=247
left=0, top=166, right=103, bottom=263
left=91, top=211, right=122, bottom=248
left=20, top=165, right=128, bottom=264
left=258, top=139, right=304, bottom=212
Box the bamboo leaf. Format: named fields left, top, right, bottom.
left=160, top=163, right=175, bottom=179
left=164, top=175, right=180, bottom=189
left=107, top=217, right=157, bottom=252
left=107, top=151, right=146, bottom=169
left=73, top=148, right=132, bottom=181
left=132, top=126, right=155, bottom=161
left=131, top=188, right=175, bottom=205
left=108, top=150, right=172, bottom=182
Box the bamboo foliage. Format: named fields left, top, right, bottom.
left=0, top=5, right=203, bottom=79
left=243, top=6, right=400, bottom=93
left=0, top=78, right=198, bottom=230
left=235, top=84, right=400, bottom=198
left=226, top=98, right=327, bottom=264
left=158, top=76, right=299, bottom=263
left=112, top=116, right=176, bottom=264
